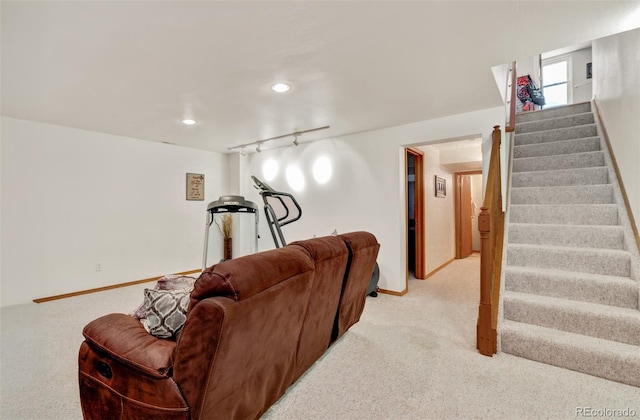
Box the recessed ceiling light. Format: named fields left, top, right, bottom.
left=182, top=119, right=196, bottom=125
left=270, top=83, right=291, bottom=93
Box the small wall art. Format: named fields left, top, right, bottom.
left=186, top=173, right=205, bottom=201
left=586, top=62, right=592, bottom=79
left=435, top=176, right=446, bottom=198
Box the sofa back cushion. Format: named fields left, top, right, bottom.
left=174, top=245, right=315, bottom=420
left=289, top=236, right=349, bottom=379
left=189, top=245, right=314, bottom=305
left=335, top=232, right=380, bottom=339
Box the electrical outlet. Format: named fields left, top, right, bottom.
left=96, top=263, right=102, bottom=272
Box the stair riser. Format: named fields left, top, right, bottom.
left=516, top=102, right=592, bottom=124
left=513, top=151, right=604, bottom=173
left=514, top=124, right=597, bottom=146
left=508, top=225, right=624, bottom=249
left=503, top=297, right=640, bottom=346
left=509, top=205, right=618, bottom=225
left=511, top=167, right=608, bottom=188
left=501, top=328, right=640, bottom=387
left=516, top=113, right=595, bottom=134
left=514, top=137, right=600, bottom=159
left=511, top=185, right=613, bottom=205
left=507, top=246, right=630, bottom=277
left=503, top=269, right=638, bottom=309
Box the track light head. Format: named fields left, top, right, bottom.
left=292, top=135, right=299, bottom=146
left=256, top=144, right=262, bottom=153
left=240, top=147, right=246, bottom=156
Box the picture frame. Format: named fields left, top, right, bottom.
left=435, top=176, right=446, bottom=198
left=586, top=62, right=592, bottom=79
left=186, top=173, right=205, bottom=201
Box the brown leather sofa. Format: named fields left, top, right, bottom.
left=78, top=231, right=379, bottom=419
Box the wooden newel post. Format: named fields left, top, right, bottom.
left=477, top=206, right=497, bottom=355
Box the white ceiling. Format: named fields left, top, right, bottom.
left=2, top=1, right=639, bottom=153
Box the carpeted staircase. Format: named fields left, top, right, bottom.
left=499, top=102, right=640, bottom=387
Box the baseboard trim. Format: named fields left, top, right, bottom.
left=377, top=288, right=407, bottom=296
left=424, top=257, right=456, bottom=279
left=32, top=269, right=201, bottom=304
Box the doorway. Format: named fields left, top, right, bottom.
left=406, top=148, right=425, bottom=279
left=455, top=171, right=483, bottom=259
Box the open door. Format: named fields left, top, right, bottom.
left=455, top=171, right=482, bottom=259
left=406, top=148, right=425, bottom=279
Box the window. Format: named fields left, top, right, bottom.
left=542, top=58, right=571, bottom=107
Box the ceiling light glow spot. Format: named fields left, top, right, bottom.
left=312, top=156, right=332, bottom=184
left=182, top=119, right=196, bottom=125
left=262, top=159, right=279, bottom=181
left=271, top=83, right=291, bottom=93
left=286, top=165, right=305, bottom=192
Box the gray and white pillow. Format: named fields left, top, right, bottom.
left=141, top=288, right=191, bottom=338
left=130, top=274, right=197, bottom=320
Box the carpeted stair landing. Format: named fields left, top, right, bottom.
left=500, top=102, right=640, bottom=387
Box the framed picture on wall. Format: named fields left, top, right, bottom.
left=435, top=176, right=446, bottom=198
left=186, top=173, right=205, bottom=201
left=586, top=62, right=592, bottom=79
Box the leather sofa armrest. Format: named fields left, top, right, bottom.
left=83, top=313, right=176, bottom=378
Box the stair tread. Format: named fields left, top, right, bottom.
left=513, top=135, right=600, bottom=150
left=516, top=112, right=594, bottom=127
left=515, top=101, right=591, bottom=120
left=509, top=222, right=622, bottom=230
left=512, top=151, right=605, bottom=173
left=511, top=166, right=607, bottom=177
left=511, top=183, right=610, bottom=190
left=513, top=150, right=603, bottom=161
left=501, top=319, right=640, bottom=357
left=508, top=242, right=629, bottom=256
left=504, top=265, right=637, bottom=286
left=507, top=243, right=630, bottom=277
left=503, top=291, right=640, bottom=320
left=514, top=123, right=596, bottom=137
left=509, top=203, right=617, bottom=208
left=507, top=223, right=624, bottom=249
left=510, top=184, right=613, bottom=205
left=516, top=111, right=594, bottom=132
left=501, top=320, right=640, bottom=387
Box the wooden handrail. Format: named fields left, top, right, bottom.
left=505, top=61, right=517, bottom=133
left=477, top=125, right=504, bottom=356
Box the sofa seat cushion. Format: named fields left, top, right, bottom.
left=83, top=313, right=176, bottom=378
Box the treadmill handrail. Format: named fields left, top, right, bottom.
left=252, top=175, right=302, bottom=248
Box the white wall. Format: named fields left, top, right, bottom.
left=570, top=48, right=593, bottom=104
left=420, top=146, right=455, bottom=274
left=237, top=106, right=503, bottom=293
left=592, top=28, right=640, bottom=230
left=1, top=117, right=227, bottom=307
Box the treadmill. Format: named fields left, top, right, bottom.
left=252, top=175, right=379, bottom=297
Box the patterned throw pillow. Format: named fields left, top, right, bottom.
left=142, top=288, right=191, bottom=338
left=129, top=275, right=197, bottom=320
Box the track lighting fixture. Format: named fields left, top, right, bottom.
left=227, top=126, right=330, bottom=154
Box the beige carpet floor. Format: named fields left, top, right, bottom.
left=1, top=254, right=638, bottom=419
